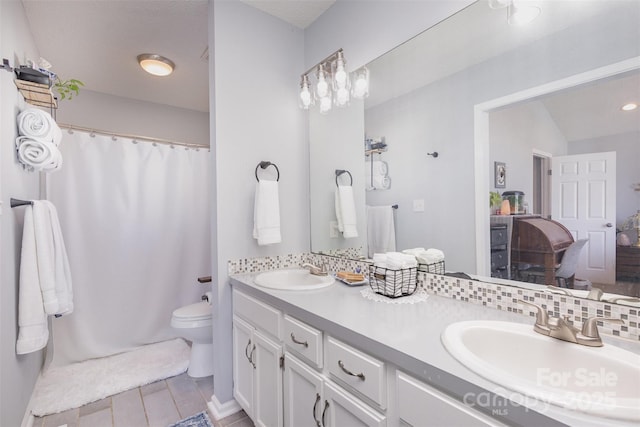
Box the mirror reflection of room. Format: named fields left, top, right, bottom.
left=308, top=0, right=640, bottom=300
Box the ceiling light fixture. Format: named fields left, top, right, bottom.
left=621, top=102, right=638, bottom=111
left=137, top=54, right=175, bottom=77
left=298, top=49, right=369, bottom=114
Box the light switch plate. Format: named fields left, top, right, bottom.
left=413, top=199, right=425, bottom=212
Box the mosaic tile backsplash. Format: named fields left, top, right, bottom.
left=228, top=253, right=639, bottom=342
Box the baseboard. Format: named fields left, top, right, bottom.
left=207, top=394, right=241, bottom=421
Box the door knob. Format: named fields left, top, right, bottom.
left=605, top=223, right=613, bottom=228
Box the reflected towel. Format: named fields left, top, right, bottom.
left=16, top=136, right=62, bottom=172
left=17, top=108, right=62, bottom=145
left=402, top=247, right=445, bottom=265
left=367, top=206, right=396, bottom=257
left=365, top=160, right=388, bottom=176
left=371, top=175, right=391, bottom=190
left=335, top=185, right=358, bottom=238
left=253, top=180, right=281, bottom=245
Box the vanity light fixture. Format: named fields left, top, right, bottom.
left=298, top=49, right=369, bottom=114
left=137, top=54, right=175, bottom=77
left=621, top=102, right=638, bottom=111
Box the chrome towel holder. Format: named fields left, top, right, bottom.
left=335, top=169, right=353, bottom=187
left=255, top=161, right=280, bottom=182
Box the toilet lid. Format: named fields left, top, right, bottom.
left=173, top=301, right=212, bottom=321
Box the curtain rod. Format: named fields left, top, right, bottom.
left=57, top=123, right=210, bottom=150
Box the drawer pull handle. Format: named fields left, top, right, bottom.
left=313, top=393, right=321, bottom=427
left=249, top=344, right=256, bottom=369
left=290, top=332, right=309, bottom=348
left=321, top=400, right=329, bottom=427
left=338, top=360, right=366, bottom=381
left=244, top=339, right=252, bottom=363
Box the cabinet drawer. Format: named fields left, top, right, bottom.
left=326, top=337, right=386, bottom=408
left=283, top=315, right=323, bottom=368
left=490, top=226, right=508, bottom=246
left=397, top=372, right=503, bottom=426
left=490, top=250, right=508, bottom=269
left=233, top=290, right=282, bottom=340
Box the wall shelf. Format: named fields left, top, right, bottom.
left=14, top=80, right=57, bottom=109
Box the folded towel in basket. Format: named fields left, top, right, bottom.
left=16, top=136, right=63, bottom=172
left=17, top=108, right=62, bottom=145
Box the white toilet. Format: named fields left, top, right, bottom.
left=171, top=296, right=213, bottom=378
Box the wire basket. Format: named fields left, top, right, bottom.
left=368, top=265, right=418, bottom=298
left=417, top=260, right=445, bottom=275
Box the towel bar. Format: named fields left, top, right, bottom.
left=335, top=169, right=353, bottom=187
left=10, top=198, right=33, bottom=208
left=255, top=161, right=280, bottom=182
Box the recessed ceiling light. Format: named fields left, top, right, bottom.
left=137, top=54, right=175, bottom=77
left=621, top=103, right=638, bottom=111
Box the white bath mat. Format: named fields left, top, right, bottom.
left=31, top=338, right=190, bottom=416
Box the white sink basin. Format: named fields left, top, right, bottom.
left=254, top=269, right=335, bottom=291
left=442, top=320, right=640, bottom=422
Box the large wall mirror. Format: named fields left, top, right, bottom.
left=309, top=0, right=640, bottom=302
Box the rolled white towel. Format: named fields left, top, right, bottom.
left=372, top=175, right=391, bottom=190
left=415, top=248, right=445, bottom=265
left=386, top=252, right=418, bottom=269
left=365, top=160, right=388, bottom=176
left=17, top=108, right=62, bottom=146
left=402, top=248, right=426, bottom=256
left=16, top=136, right=62, bottom=172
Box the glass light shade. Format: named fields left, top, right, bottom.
left=299, top=75, right=313, bottom=109
left=137, top=54, right=175, bottom=76
left=335, top=87, right=350, bottom=107
left=507, top=2, right=541, bottom=26
left=319, top=96, right=332, bottom=114
left=352, top=67, right=370, bottom=99
left=621, top=103, right=638, bottom=111
left=333, top=52, right=348, bottom=89
left=316, top=65, right=330, bottom=98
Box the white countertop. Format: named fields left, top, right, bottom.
left=230, top=273, right=640, bottom=427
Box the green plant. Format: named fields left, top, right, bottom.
left=490, top=191, right=502, bottom=207
left=53, top=78, right=84, bottom=101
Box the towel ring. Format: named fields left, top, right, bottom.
left=335, top=169, right=353, bottom=187
left=255, top=161, right=280, bottom=182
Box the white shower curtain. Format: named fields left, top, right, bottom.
left=47, top=130, right=211, bottom=366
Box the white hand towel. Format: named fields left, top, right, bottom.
left=16, top=136, right=63, bottom=172
left=16, top=205, right=49, bottom=354
left=17, top=108, right=62, bottom=145
left=335, top=185, right=358, bottom=238
left=31, top=201, right=73, bottom=316
left=367, top=206, right=396, bottom=257
left=253, top=180, right=282, bottom=245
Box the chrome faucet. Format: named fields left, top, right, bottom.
left=518, top=300, right=624, bottom=347
left=302, top=262, right=328, bottom=276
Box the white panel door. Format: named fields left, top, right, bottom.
left=552, top=152, right=616, bottom=284
left=283, top=353, right=324, bottom=427
left=232, top=316, right=255, bottom=417
left=253, top=330, right=283, bottom=427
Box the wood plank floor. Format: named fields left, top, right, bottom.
left=33, top=374, right=254, bottom=427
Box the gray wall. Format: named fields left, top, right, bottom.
left=0, top=1, right=45, bottom=426
left=56, top=89, right=209, bottom=146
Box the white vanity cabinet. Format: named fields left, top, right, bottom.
left=396, top=372, right=504, bottom=427
left=232, top=291, right=283, bottom=427
left=284, top=353, right=386, bottom=427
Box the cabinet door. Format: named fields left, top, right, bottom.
left=283, top=353, right=324, bottom=427
left=232, top=316, right=255, bottom=417
left=322, top=381, right=386, bottom=427
left=253, top=330, right=283, bottom=427
left=397, top=372, right=503, bottom=427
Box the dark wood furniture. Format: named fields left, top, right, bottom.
left=490, top=224, right=509, bottom=279
left=511, top=217, right=574, bottom=285
left=616, top=246, right=640, bottom=280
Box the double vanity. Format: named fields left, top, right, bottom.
left=230, top=268, right=640, bottom=427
